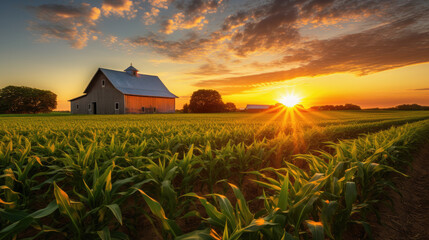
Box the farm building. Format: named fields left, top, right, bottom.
left=245, top=104, right=271, bottom=113
left=69, top=65, right=178, bottom=114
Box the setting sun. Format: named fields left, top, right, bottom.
left=279, top=94, right=302, bottom=107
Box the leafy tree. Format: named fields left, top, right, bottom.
left=0, top=86, right=57, bottom=114
left=224, top=102, right=237, bottom=112
left=182, top=103, right=189, bottom=113
left=189, top=89, right=225, bottom=113
left=395, top=104, right=429, bottom=110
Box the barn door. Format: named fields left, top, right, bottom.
left=92, top=102, right=97, bottom=114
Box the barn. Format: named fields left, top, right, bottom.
left=245, top=104, right=271, bottom=113
left=69, top=65, right=178, bottom=114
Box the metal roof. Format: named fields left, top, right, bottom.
left=84, top=68, right=178, bottom=98
left=124, top=65, right=138, bottom=72
left=245, top=104, right=271, bottom=109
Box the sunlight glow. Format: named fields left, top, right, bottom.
left=279, top=94, right=301, bottom=107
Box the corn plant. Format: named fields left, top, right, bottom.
left=182, top=183, right=277, bottom=240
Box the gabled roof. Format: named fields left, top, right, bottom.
left=245, top=104, right=271, bottom=110
left=84, top=68, right=178, bottom=98
left=69, top=94, right=87, bottom=101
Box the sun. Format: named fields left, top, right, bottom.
left=279, top=94, right=301, bottom=107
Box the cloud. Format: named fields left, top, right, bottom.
left=128, top=31, right=225, bottom=59
left=161, top=13, right=208, bottom=34
left=148, top=0, right=171, bottom=9
left=143, top=7, right=160, bottom=25
left=160, top=0, right=223, bottom=34
left=101, top=0, right=135, bottom=18
left=188, top=61, right=232, bottom=75
left=103, top=35, right=119, bottom=47
left=28, top=3, right=100, bottom=49
left=299, top=0, right=386, bottom=25
left=413, top=88, right=429, bottom=91
left=195, top=15, right=429, bottom=93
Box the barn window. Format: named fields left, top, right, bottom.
left=102, top=80, right=105, bottom=87
left=153, top=107, right=156, bottom=113
left=76, top=104, right=79, bottom=110
left=115, top=102, right=119, bottom=110
left=88, top=104, right=91, bottom=109
left=141, top=107, right=145, bottom=113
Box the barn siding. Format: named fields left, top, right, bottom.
left=70, top=72, right=125, bottom=114
left=125, top=95, right=175, bottom=113
left=70, top=96, right=89, bottom=114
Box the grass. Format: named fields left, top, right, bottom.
left=1, top=111, right=429, bottom=239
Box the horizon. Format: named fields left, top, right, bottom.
left=1, top=0, right=429, bottom=110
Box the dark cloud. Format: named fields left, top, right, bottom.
left=175, top=0, right=220, bottom=15
left=413, top=88, right=429, bottom=91
left=160, top=0, right=223, bottom=34
left=195, top=15, right=429, bottom=92
left=27, top=3, right=100, bottom=49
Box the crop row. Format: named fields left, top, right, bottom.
left=0, top=114, right=428, bottom=239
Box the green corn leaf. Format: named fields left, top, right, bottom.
left=97, top=226, right=112, bottom=240
left=228, top=183, right=253, bottom=225
left=53, top=182, right=81, bottom=235
left=242, top=217, right=277, bottom=232
left=345, top=182, right=357, bottom=210
left=137, top=189, right=182, bottom=237
left=0, top=201, right=58, bottom=239
left=211, top=194, right=236, bottom=228
left=306, top=220, right=324, bottom=240
left=182, top=192, right=226, bottom=227
left=106, top=204, right=122, bottom=225
left=278, top=172, right=290, bottom=211
left=320, top=200, right=338, bottom=239
left=175, top=229, right=217, bottom=240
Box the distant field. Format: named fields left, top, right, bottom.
left=1, top=111, right=429, bottom=239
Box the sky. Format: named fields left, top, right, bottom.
left=0, top=0, right=428, bottom=110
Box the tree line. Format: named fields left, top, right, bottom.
left=0, top=86, right=57, bottom=114
left=368, top=104, right=429, bottom=110
left=309, top=104, right=361, bottom=111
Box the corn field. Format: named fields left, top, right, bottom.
left=1, top=111, right=429, bottom=239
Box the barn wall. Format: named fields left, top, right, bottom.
left=71, top=72, right=125, bottom=114
left=125, top=95, right=175, bottom=113
left=70, top=96, right=90, bottom=114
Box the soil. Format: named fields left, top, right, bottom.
left=369, top=142, right=429, bottom=240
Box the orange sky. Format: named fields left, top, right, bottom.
left=0, top=0, right=428, bottom=110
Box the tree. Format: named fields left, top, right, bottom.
left=0, top=86, right=57, bottom=114
left=182, top=103, right=189, bottom=113
left=189, top=89, right=225, bottom=113
left=224, top=102, right=237, bottom=112
left=395, top=104, right=428, bottom=110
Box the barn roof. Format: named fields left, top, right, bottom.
left=69, top=94, right=87, bottom=101
left=245, top=104, right=271, bottom=110
left=84, top=68, right=178, bottom=98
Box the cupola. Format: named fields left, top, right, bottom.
left=124, top=64, right=138, bottom=76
